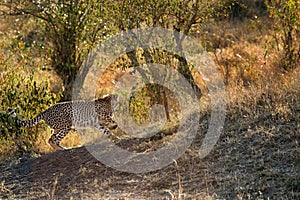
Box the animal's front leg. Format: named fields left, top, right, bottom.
left=94, top=123, right=112, bottom=137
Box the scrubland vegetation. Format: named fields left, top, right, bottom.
left=0, top=0, right=299, bottom=199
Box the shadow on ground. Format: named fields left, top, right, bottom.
left=0, top=144, right=210, bottom=199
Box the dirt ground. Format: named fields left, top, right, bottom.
left=1, top=109, right=299, bottom=199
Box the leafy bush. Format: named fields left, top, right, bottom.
left=0, top=51, right=60, bottom=154
left=266, top=0, right=300, bottom=70
left=0, top=0, right=113, bottom=100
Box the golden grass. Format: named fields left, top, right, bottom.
left=0, top=12, right=299, bottom=199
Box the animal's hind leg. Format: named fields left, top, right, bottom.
left=48, top=129, right=70, bottom=150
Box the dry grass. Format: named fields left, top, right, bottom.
left=1, top=13, right=300, bottom=199
left=1, top=70, right=298, bottom=199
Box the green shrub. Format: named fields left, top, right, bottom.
left=266, top=0, right=300, bottom=70
left=0, top=52, right=60, bottom=154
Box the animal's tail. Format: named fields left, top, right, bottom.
left=7, top=108, right=43, bottom=127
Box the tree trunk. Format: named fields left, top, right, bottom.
left=52, top=28, right=78, bottom=100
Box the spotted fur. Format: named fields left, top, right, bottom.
left=8, top=94, right=118, bottom=150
